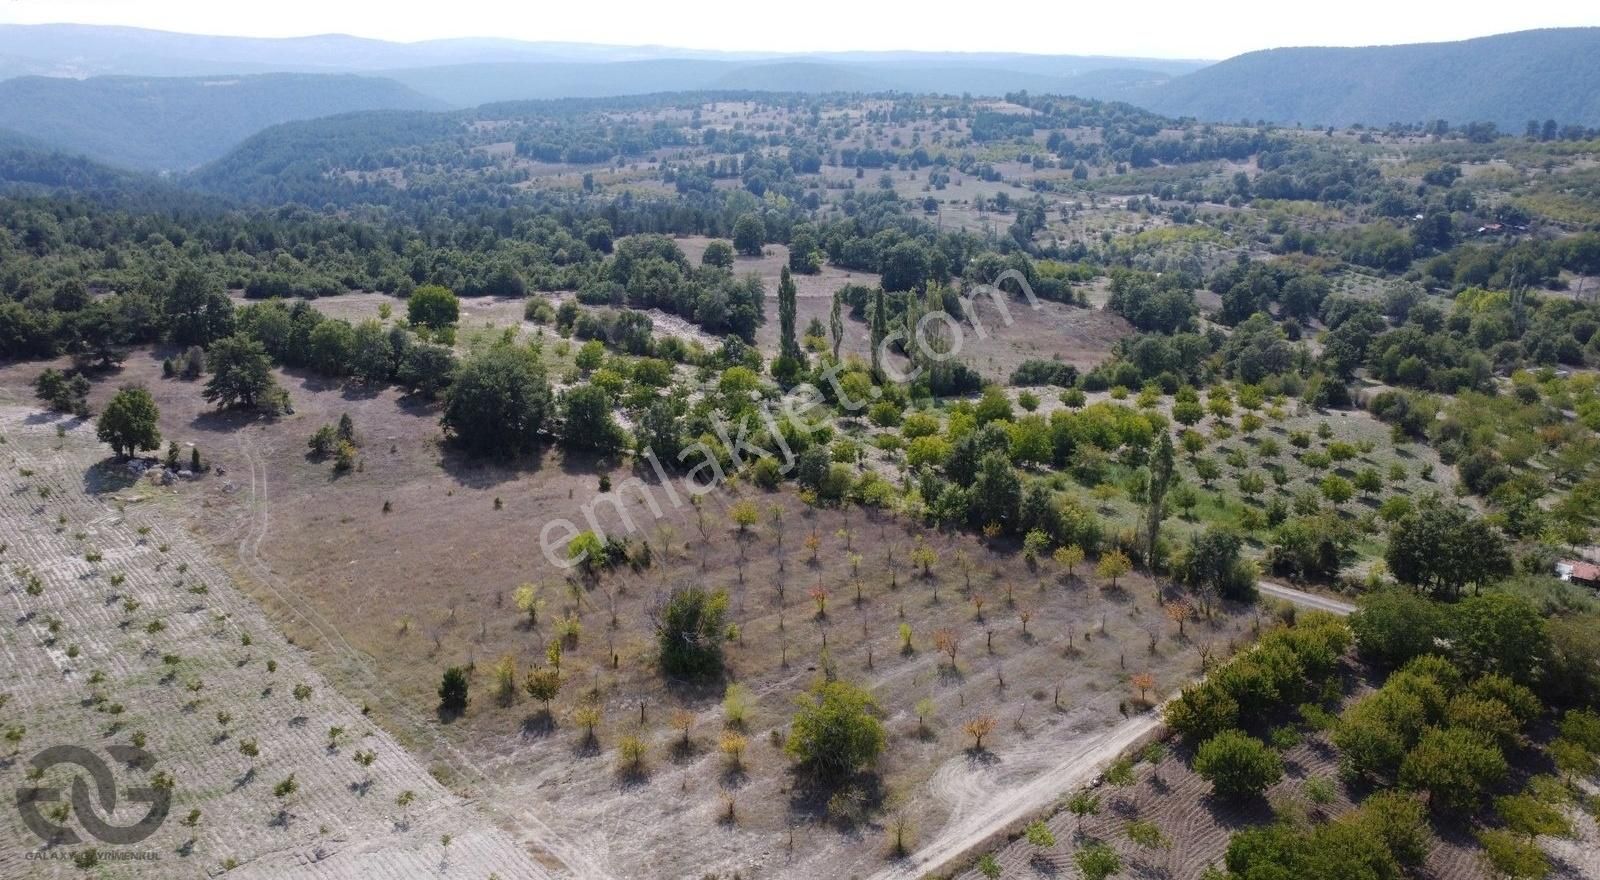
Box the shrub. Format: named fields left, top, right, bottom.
left=786, top=680, right=885, bottom=782
left=655, top=588, right=729, bottom=680
left=438, top=666, right=469, bottom=714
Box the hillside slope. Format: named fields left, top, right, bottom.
left=0, top=73, right=446, bottom=171
left=1124, top=28, right=1600, bottom=129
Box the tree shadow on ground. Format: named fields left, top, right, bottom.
left=436, top=443, right=545, bottom=489
left=520, top=709, right=556, bottom=740
left=719, top=764, right=749, bottom=790
left=23, top=410, right=79, bottom=427
left=189, top=406, right=277, bottom=433
left=786, top=769, right=884, bottom=839
left=964, top=746, right=1002, bottom=768
left=668, top=737, right=701, bottom=764
left=82, top=457, right=152, bottom=496
left=616, top=763, right=651, bottom=790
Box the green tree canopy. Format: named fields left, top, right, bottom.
left=1194, top=730, right=1284, bottom=800
left=1399, top=726, right=1507, bottom=812
left=407, top=285, right=460, bottom=329
left=203, top=334, right=277, bottom=410
left=1350, top=589, right=1449, bottom=668
left=732, top=214, right=765, bottom=256
left=701, top=240, right=735, bottom=269
left=655, top=587, right=729, bottom=680
left=96, top=385, right=161, bottom=459
left=1451, top=593, right=1549, bottom=686
left=1384, top=497, right=1512, bottom=599
left=786, top=680, right=886, bottom=782
left=558, top=385, right=627, bottom=454
left=440, top=344, right=552, bottom=457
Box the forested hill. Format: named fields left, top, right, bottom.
left=0, top=135, right=226, bottom=212
left=1120, top=28, right=1600, bottom=129
left=0, top=73, right=446, bottom=172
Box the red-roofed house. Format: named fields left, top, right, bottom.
left=1556, top=559, right=1600, bottom=588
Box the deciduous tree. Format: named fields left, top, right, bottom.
left=96, top=385, right=160, bottom=459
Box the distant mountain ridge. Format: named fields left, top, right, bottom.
left=1, top=24, right=1598, bottom=173
left=380, top=59, right=1183, bottom=107
left=0, top=73, right=444, bottom=171
left=1120, top=28, right=1600, bottom=129
left=0, top=23, right=1204, bottom=79
left=0, top=24, right=1207, bottom=170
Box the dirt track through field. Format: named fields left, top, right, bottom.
left=870, top=712, right=1166, bottom=880
left=868, top=581, right=1354, bottom=880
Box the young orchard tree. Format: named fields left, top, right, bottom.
left=1075, top=843, right=1121, bottom=880
left=722, top=683, right=752, bottom=729
left=1068, top=790, right=1100, bottom=830
left=616, top=735, right=649, bottom=776
left=1131, top=672, right=1156, bottom=704
left=1097, top=549, right=1132, bottom=590
left=1025, top=819, right=1056, bottom=852
left=670, top=709, right=695, bottom=750
left=1054, top=544, right=1084, bottom=582
left=933, top=628, right=959, bottom=669
left=729, top=500, right=760, bottom=533
left=1165, top=600, right=1193, bottom=637
left=719, top=731, right=747, bottom=769
left=809, top=585, right=829, bottom=618
left=573, top=704, right=602, bottom=744
left=964, top=715, right=996, bottom=751
left=493, top=654, right=517, bottom=707
left=513, top=583, right=543, bottom=626
left=524, top=666, right=561, bottom=710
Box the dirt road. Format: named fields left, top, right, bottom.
left=1258, top=580, right=1357, bottom=616
left=868, top=579, right=1356, bottom=880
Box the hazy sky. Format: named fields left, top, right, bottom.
left=1, top=0, right=1594, bottom=58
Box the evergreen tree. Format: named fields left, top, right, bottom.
left=869, top=287, right=888, bottom=380
left=777, top=266, right=801, bottom=362
left=1145, top=431, right=1175, bottom=571
left=828, top=290, right=845, bottom=360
